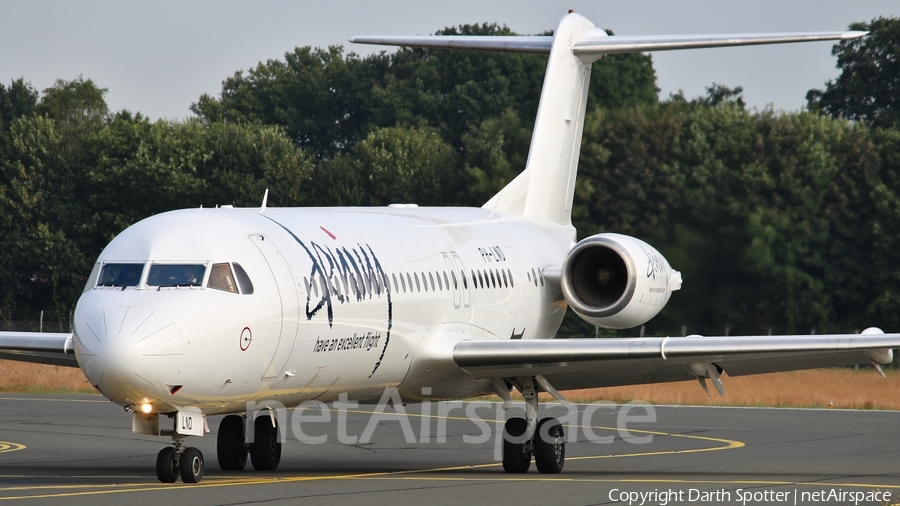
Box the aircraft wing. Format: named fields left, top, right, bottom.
left=453, top=332, right=900, bottom=390
left=0, top=331, right=78, bottom=367
left=351, top=30, right=866, bottom=57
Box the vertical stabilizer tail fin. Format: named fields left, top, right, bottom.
left=351, top=16, right=866, bottom=228
left=484, top=13, right=595, bottom=228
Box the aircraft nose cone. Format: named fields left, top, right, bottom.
left=74, top=306, right=182, bottom=398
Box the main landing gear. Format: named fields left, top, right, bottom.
left=153, top=412, right=281, bottom=483
left=499, top=376, right=567, bottom=474
left=216, top=413, right=282, bottom=472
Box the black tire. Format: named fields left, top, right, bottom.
left=250, top=415, right=282, bottom=471
left=156, top=446, right=179, bottom=483
left=217, top=415, right=248, bottom=471
left=502, top=417, right=531, bottom=473
left=534, top=417, right=565, bottom=474
left=180, top=447, right=204, bottom=483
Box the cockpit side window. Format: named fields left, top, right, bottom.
left=98, top=263, right=144, bottom=287
left=84, top=262, right=101, bottom=292
left=233, top=263, right=254, bottom=294
left=208, top=263, right=238, bottom=293
left=147, top=264, right=205, bottom=287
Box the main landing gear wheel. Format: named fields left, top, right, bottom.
left=156, top=447, right=179, bottom=483
left=250, top=415, right=282, bottom=471
left=180, top=447, right=204, bottom=483
left=502, top=417, right=531, bottom=473
left=217, top=414, right=248, bottom=471
left=534, top=417, right=565, bottom=474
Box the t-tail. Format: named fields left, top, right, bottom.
left=352, top=12, right=866, bottom=231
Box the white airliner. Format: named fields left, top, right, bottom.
left=2, top=11, right=897, bottom=484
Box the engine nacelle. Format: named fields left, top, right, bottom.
left=560, top=233, right=682, bottom=329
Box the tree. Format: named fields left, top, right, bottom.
left=460, top=109, right=531, bottom=205
left=192, top=46, right=386, bottom=158
left=192, top=22, right=659, bottom=162
left=0, top=78, right=38, bottom=134
left=589, top=30, right=659, bottom=110
left=807, top=16, right=900, bottom=129
left=312, top=126, right=457, bottom=206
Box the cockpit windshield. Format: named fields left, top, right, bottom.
left=98, top=263, right=144, bottom=287
left=147, top=264, right=205, bottom=287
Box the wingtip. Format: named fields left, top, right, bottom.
left=842, top=30, right=868, bottom=40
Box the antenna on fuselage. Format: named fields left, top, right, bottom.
left=260, top=189, right=269, bottom=213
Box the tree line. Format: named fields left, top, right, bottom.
left=1, top=18, right=898, bottom=339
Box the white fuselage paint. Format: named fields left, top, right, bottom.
left=73, top=206, right=571, bottom=415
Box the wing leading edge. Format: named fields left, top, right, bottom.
left=453, top=332, right=900, bottom=391
left=0, top=331, right=77, bottom=367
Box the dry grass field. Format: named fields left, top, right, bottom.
left=1, top=360, right=898, bottom=409
left=0, top=359, right=95, bottom=394
left=557, top=368, right=900, bottom=410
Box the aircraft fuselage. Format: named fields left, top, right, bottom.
left=73, top=206, right=572, bottom=414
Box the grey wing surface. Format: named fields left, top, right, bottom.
left=453, top=333, right=900, bottom=390
left=0, top=331, right=77, bottom=367
left=350, top=31, right=865, bottom=57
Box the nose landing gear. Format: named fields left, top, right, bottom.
left=155, top=436, right=204, bottom=483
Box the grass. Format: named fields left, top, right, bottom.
left=0, top=359, right=96, bottom=395
left=491, top=368, right=900, bottom=410
left=2, top=360, right=898, bottom=410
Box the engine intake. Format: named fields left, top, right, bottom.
left=561, top=233, right=681, bottom=329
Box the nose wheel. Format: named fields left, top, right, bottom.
left=156, top=439, right=205, bottom=483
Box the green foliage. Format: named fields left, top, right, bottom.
left=311, top=126, right=457, bottom=206
left=460, top=108, right=531, bottom=205
left=5, top=17, right=900, bottom=341
left=192, top=46, right=385, bottom=158
left=571, top=85, right=900, bottom=335
left=807, top=17, right=900, bottom=129
left=0, top=78, right=38, bottom=133
left=0, top=79, right=312, bottom=312
left=590, top=30, right=658, bottom=110
left=192, top=22, right=658, bottom=162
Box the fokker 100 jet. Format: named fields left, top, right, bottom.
left=1, top=11, right=898, bottom=484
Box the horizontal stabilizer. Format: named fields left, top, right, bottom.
left=351, top=31, right=866, bottom=58
left=349, top=35, right=552, bottom=54
left=571, top=30, right=867, bottom=57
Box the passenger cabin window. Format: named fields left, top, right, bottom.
left=148, top=264, right=205, bottom=287
left=98, top=263, right=144, bottom=287
left=209, top=263, right=238, bottom=293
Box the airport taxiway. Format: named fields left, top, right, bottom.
left=0, top=394, right=898, bottom=505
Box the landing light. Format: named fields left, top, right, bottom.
left=140, top=403, right=153, bottom=414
